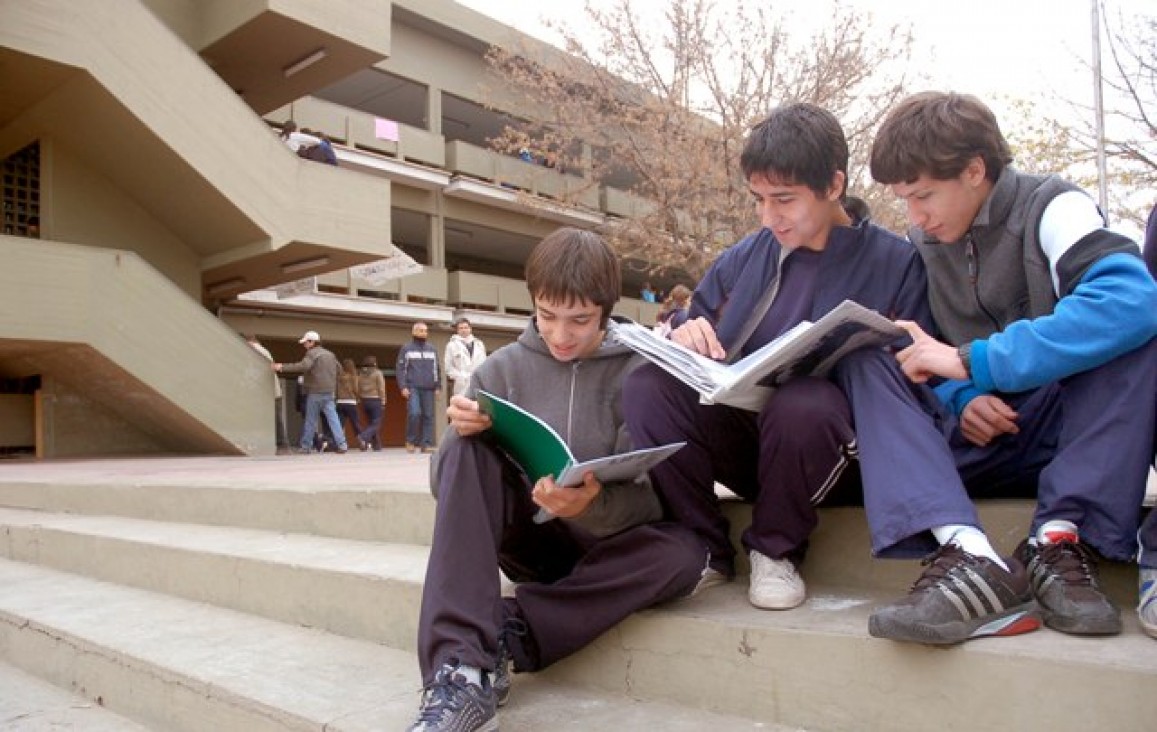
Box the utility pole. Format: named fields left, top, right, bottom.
left=1091, top=0, right=1110, bottom=219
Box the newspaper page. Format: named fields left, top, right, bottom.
left=610, top=300, right=903, bottom=411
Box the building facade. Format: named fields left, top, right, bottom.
left=0, top=0, right=664, bottom=457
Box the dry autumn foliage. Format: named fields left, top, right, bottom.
left=482, top=0, right=914, bottom=279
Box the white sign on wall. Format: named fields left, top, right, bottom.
left=351, top=251, right=423, bottom=285
left=274, top=277, right=317, bottom=299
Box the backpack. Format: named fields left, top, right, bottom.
left=297, top=144, right=328, bottom=163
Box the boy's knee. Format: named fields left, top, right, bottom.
left=764, top=377, right=847, bottom=424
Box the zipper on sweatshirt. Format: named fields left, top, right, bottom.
left=565, top=361, right=580, bottom=445
left=965, top=233, right=1001, bottom=330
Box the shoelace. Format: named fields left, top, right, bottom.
left=415, top=668, right=472, bottom=723
left=910, top=544, right=971, bottom=592
left=1035, top=540, right=1098, bottom=587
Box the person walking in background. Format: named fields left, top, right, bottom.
left=640, top=281, right=657, bottom=303
left=336, top=358, right=364, bottom=450
left=652, top=284, right=692, bottom=338
left=444, top=318, right=488, bottom=398
left=274, top=330, right=348, bottom=454
left=245, top=333, right=288, bottom=452
left=356, top=355, right=387, bottom=451
left=280, top=120, right=318, bottom=154
left=398, top=322, right=441, bottom=453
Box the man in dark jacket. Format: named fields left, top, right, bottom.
left=398, top=322, right=441, bottom=452
left=622, top=103, right=931, bottom=613
left=273, top=330, right=347, bottom=454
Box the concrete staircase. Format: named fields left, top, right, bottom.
left=0, top=454, right=1154, bottom=731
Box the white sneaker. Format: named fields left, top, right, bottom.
left=748, top=550, right=806, bottom=610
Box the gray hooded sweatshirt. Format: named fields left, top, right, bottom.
left=431, top=316, right=662, bottom=537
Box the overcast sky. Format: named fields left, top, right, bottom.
left=457, top=0, right=1146, bottom=112
left=457, top=0, right=1152, bottom=236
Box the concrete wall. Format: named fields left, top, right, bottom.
left=0, top=236, right=273, bottom=457
left=0, top=395, right=34, bottom=449
left=37, top=378, right=166, bottom=458
left=48, top=138, right=203, bottom=298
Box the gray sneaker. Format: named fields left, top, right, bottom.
left=869, top=545, right=1041, bottom=645
left=1015, top=535, right=1121, bottom=635
left=407, top=662, right=497, bottom=732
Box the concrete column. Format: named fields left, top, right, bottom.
left=427, top=198, right=445, bottom=269
left=426, top=87, right=442, bottom=135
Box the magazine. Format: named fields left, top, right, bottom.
left=610, top=299, right=904, bottom=411
left=475, top=390, right=685, bottom=522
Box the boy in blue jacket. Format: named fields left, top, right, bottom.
left=860, top=91, right=1157, bottom=644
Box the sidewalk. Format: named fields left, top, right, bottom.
left=0, top=449, right=433, bottom=491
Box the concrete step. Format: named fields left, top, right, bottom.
left=0, top=507, right=429, bottom=652
left=2, top=508, right=1154, bottom=731
left=0, top=559, right=788, bottom=732
left=0, top=452, right=436, bottom=546
left=0, top=660, right=153, bottom=731
left=0, top=463, right=1138, bottom=603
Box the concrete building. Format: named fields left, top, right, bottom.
left=0, top=0, right=666, bottom=458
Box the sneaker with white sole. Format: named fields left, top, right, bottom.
left=748, top=550, right=806, bottom=610
left=1015, top=520, right=1121, bottom=636
left=407, top=662, right=498, bottom=732
left=869, top=544, right=1041, bottom=645
left=1139, top=567, right=1157, bottom=640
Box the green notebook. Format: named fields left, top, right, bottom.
left=475, top=389, right=684, bottom=488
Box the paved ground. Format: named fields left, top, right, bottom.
left=0, top=449, right=433, bottom=490
left=1, top=449, right=1154, bottom=499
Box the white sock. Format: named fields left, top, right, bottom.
left=1034, top=519, right=1079, bottom=546
left=932, top=524, right=1008, bottom=571
left=456, top=664, right=483, bottom=687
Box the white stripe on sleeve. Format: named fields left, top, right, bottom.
left=1038, top=190, right=1104, bottom=296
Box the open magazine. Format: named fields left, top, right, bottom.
left=610, top=299, right=904, bottom=412
left=475, top=389, right=685, bottom=522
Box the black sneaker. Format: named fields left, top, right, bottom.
left=869, top=545, right=1041, bottom=645
left=1015, top=537, right=1121, bottom=635
left=408, top=662, right=497, bottom=732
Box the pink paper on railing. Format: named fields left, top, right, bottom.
left=374, top=118, right=400, bottom=142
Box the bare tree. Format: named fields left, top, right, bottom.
left=483, top=0, right=913, bottom=278
left=1027, top=3, right=1157, bottom=229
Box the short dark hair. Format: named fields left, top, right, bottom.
left=740, top=103, right=849, bottom=198
left=454, top=317, right=472, bottom=327
left=525, top=228, right=620, bottom=325
left=870, top=91, right=1012, bottom=184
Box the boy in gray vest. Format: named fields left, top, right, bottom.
left=845, top=91, right=1157, bottom=644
